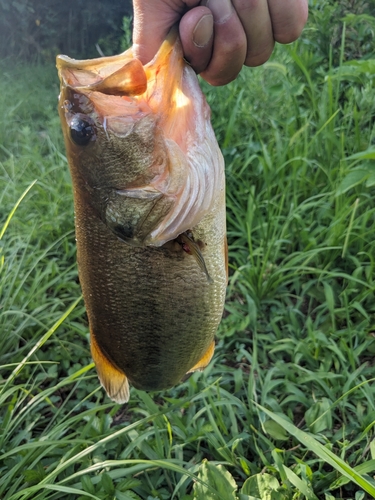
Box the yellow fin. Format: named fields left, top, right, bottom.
left=188, top=340, right=215, bottom=373
left=90, top=333, right=130, bottom=403
left=180, top=232, right=213, bottom=283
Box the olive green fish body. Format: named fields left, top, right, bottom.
left=57, top=32, right=227, bottom=402
left=74, top=184, right=226, bottom=391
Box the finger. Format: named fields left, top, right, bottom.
left=268, top=0, right=308, bottom=44
left=232, top=0, right=274, bottom=67
left=133, top=0, right=200, bottom=65
left=179, top=7, right=214, bottom=74
left=200, top=0, right=247, bottom=86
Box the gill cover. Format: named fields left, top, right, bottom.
left=57, top=30, right=224, bottom=247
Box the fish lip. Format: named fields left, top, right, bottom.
left=56, top=26, right=179, bottom=92
left=56, top=52, right=147, bottom=97
left=56, top=51, right=135, bottom=73
left=56, top=54, right=76, bottom=70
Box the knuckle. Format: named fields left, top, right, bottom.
left=201, top=60, right=241, bottom=86
left=274, top=23, right=304, bottom=44
left=221, top=34, right=246, bottom=58
left=273, top=2, right=309, bottom=44
left=204, top=73, right=238, bottom=86
left=233, top=0, right=261, bottom=14
left=245, top=53, right=270, bottom=67
left=245, top=44, right=274, bottom=67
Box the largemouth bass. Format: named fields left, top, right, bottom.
left=57, top=30, right=227, bottom=403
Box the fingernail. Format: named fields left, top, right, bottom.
left=193, top=14, right=213, bottom=48
left=205, top=0, right=233, bottom=24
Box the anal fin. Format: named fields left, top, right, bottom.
left=188, top=340, right=215, bottom=373
left=90, top=333, right=130, bottom=403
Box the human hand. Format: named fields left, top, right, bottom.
left=132, top=0, right=308, bottom=86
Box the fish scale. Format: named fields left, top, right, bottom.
left=76, top=203, right=225, bottom=391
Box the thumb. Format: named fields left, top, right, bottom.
left=179, top=6, right=213, bottom=74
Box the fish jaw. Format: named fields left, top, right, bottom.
left=57, top=31, right=224, bottom=247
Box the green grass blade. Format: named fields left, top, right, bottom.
left=41, top=484, right=101, bottom=499
left=0, top=179, right=37, bottom=240
left=256, top=403, right=375, bottom=497
left=1, top=295, right=82, bottom=394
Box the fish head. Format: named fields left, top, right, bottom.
left=57, top=51, right=173, bottom=245
left=58, top=88, right=161, bottom=187
left=57, top=31, right=224, bottom=246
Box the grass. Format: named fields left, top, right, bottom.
left=1, top=1, right=375, bottom=498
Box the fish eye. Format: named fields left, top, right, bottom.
left=69, top=116, right=95, bottom=146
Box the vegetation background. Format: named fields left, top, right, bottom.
left=0, top=0, right=133, bottom=60
left=1, top=0, right=375, bottom=498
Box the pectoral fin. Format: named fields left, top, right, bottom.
left=90, top=333, right=130, bottom=403
left=180, top=232, right=213, bottom=283
left=188, top=340, right=215, bottom=373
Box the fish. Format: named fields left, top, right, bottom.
left=56, top=29, right=227, bottom=403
